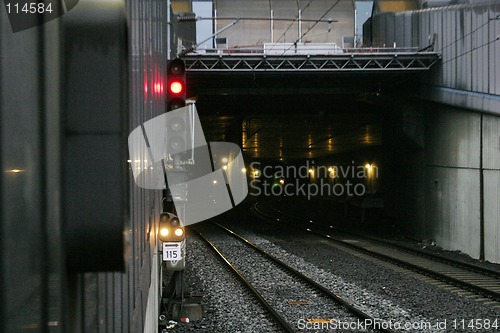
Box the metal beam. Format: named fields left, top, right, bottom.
left=184, top=52, right=441, bottom=73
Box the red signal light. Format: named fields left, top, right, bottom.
left=166, top=58, right=186, bottom=111
left=169, top=80, right=184, bottom=95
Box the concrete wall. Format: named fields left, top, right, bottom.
left=483, top=114, right=500, bottom=263
left=382, top=104, right=427, bottom=238
left=213, top=0, right=355, bottom=49
left=424, top=107, right=481, bottom=258
left=372, top=0, right=500, bottom=263
left=383, top=101, right=500, bottom=263
left=370, top=0, right=500, bottom=114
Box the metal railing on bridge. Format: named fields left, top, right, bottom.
left=182, top=44, right=441, bottom=73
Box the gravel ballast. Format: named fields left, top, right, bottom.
left=162, top=202, right=499, bottom=332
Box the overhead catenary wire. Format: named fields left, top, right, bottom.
left=266, top=0, right=315, bottom=52
left=184, top=0, right=343, bottom=55
left=196, top=16, right=336, bottom=23
left=277, top=0, right=342, bottom=57
left=439, top=13, right=499, bottom=54
left=441, top=37, right=499, bottom=65
left=437, top=12, right=499, bottom=65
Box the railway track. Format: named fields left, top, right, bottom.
left=264, top=201, right=500, bottom=278
left=253, top=201, right=500, bottom=306
left=192, top=222, right=396, bottom=333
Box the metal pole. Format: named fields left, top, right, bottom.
left=270, top=9, right=274, bottom=43
left=269, top=0, right=273, bottom=44
left=167, top=0, right=171, bottom=59
left=296, top=0, right=301, bottom=43
left=297, top=0, right=302, bottom=43
left=479, top=113, right=485, bottom=261
left=214, top=9, right=218, bottom=48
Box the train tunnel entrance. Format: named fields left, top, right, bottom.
left=187, top=67, right=499, bottom=264
left=188, top=69, right=406, bottom=226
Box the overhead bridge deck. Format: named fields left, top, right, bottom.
left=183, top=48, right=441, bottom=73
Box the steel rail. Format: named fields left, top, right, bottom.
left=253, top=202, right=500, bottom=303
left=191, top=228, right=296, bottom=333
left=207, top=221, right=397, bottom=333
left=267, top=203, right=500, bottom=279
